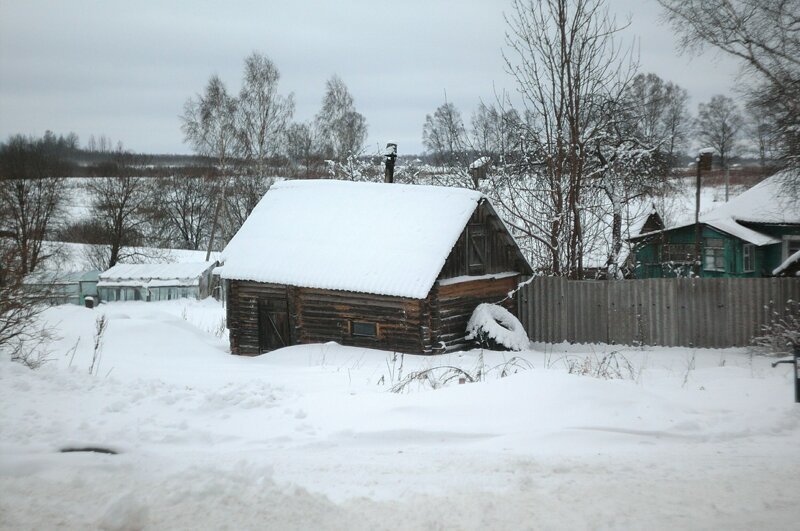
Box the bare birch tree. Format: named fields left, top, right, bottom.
left=314, top=76, right=367, bottom=161
left=84, top=151, right=152, bottom=268
left=624, top=73, right=691, bottom=164
left=151, top=175, right=216, bottom=251
left=0, top=135, right=68, bottom=365
left=746, top=100, right=776, bottom=172
left=224, top=52, right=293, bottom=235
left=576, top=73, right=691, bottom=277
left=500, top=0, right=636, bottom=278
left=422, top=102, right=468, bottom=166
left=181, top=75, right=238, bottom=172
left=470, top=102, right=522, bottom=164
left=236, top=52, right=294, bottom=178
left=696, top=95, right=744, bottom=170
left=181, top=75, right=238, bottom=259
left=222, top=175, right=273, bottom=242
left=0, top=135, right=68, bottom=277
left=657, top=0, right=800, bottom=173
left=285, top=121, right=323, bottom=178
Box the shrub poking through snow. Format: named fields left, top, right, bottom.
left=563, top=351, right=637, bottom=380
left=466, top=303, right=529, bottom=351
left=89, top=314, right=107, bottom=376
left=388, top=357, right=534, bottom=393
left=8, top=325, right=57, bottom=369
left=752, top=300, right=800, bottom=355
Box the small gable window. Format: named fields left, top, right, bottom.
left=351, top=321, right=377, bottom=338
left=742, top=244, right=755, bottom=272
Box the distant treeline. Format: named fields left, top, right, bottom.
left=0, top=130, right=217, bottom=177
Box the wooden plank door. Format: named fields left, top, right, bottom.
left=258, top=298, right=291, bottom=352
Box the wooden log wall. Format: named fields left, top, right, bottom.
left=293, top=287, right=427, bottom=354
left=228, top=279, right=431, bottom=355
left=226, top=280, right=287, bottom=355
left=427, top=275, right=520, bottom=351
left=227, top=276, right=525, bottom=356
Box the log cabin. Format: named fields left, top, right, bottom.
left=220, top=179, right=533, bottom=355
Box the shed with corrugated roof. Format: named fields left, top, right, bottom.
left=220, top=179, right=532, bottom=355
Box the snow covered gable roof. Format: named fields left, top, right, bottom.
left=36, top=241, right=221, bottom=274
left=99, top=262, right=214, bottom=287
left=220, top=179, right=486, bottom=299
left=24, top=270, right=99, bottom=286
left=634, top=172, right=799, bottom=246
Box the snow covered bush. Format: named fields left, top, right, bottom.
left=1, top=277, right=57, bottom=369
left=6, top=325, right=57, bottom=369
left=466, top=303, right=529, bottom=351
left=752, top=300, right=800, bottom=355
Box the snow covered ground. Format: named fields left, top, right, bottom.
left=2, top=299, right=799, bottom=530
left=62, top=177, right=94, bottom=223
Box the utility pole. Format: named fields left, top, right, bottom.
left=695, top=149, right=714, bottom=273
left=725, top=166, right=730, bottom=202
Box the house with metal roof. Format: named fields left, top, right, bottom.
left=23, top=270, right=100, bottom=306
left=219, top=179, right=533, bottom=355
left=630, top=173, right=800, bottom=278
left=97, top=262, right=216, bottom=302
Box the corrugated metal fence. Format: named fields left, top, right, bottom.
left=517, top=277, right=800, bottom=348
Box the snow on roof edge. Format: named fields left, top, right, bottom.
left=631, top=172, right=797, bottom=246
left=773, top=249, right=800, bottom=276
left=630, top=219, right=779, bottom=246
left=100, top=262, right=214, bottom=282
left=220, top=180, right=485, bottom=299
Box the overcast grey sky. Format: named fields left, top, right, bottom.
left=0, top=0, right=743, bottom=156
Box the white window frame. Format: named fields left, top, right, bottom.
left=661, top=243, right=694, bottom=263
left=703, top=238, right=726, bottom=272
left=783, top=236, right=800, bottom=261
left=742, top=244, right=755, bottom=273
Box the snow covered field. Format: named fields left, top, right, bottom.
left=2, top=299, right=799, bottom=530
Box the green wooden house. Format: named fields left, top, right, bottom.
left=631, top=173, right=800, bottom=278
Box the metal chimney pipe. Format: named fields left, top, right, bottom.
left=384, top=143, right=397, bottom=183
